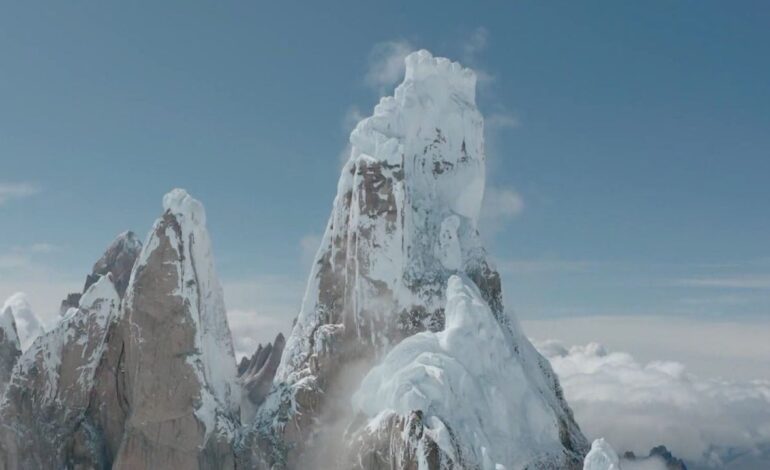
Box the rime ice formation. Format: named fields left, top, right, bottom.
left=0, top=275, right=120, bottom=468
left=1, top=293, right=43, bottom=351
left=246, top=50, right=587, bottom=469
left=352, top=275, right=567, bottom=469
left=583, top=439, right=622, bottom=470
left=113, top=188, right=240, bottom=469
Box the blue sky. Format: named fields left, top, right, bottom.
left=1, top=2, right=769, bottom=377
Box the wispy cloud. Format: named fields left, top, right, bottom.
left=486, top=112, right=520, bottom=131
left=364, top=40, right=414, bottom=93
left=460, top=27, right=495, bottom=86
left=497, top=258, right=595, bottom=275
left=675, top=275, right=770, bottom=289
left=0, top=182, right=40, bottom=206
left=461, top=27, right=489, bottom=62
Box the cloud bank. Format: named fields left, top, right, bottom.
left=535, top=340, right=770, bottom=468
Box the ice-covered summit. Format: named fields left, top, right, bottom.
left=248, top=50, right=587, bottom=469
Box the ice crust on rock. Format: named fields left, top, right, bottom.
left=584, top=438, right=622, bottom=470
left=278, top=49, right=488, bottom=382
left=353, top=275, right=563, bottom=470
left=251, top=49, right=587, bottom=469
left=1, top=292, right=43, bottom=351
left=160, top=188, right=239, bottom=416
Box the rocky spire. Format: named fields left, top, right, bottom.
left=0, top=307, right=20, bottom=396
left=113, top=189, right=240, bottom=469
left=239, top=333, right=285, bottom=423
left=58, top=231, right=143, bottom=316
left=246, top=50, right=587, bottom=469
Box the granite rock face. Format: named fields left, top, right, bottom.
left=0, top=193, right=244, bottom=470
left=112, top=189, right=240, bottom=469
left=0, top=275, right=120, bottom=469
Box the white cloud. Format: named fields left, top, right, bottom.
left=0, top=182, right=40, bottom=205
left=535, top=339, right=770, bottom=468
left=364, top=40, right=414, bottom=92
left=523, top=316, right=770, bottom=381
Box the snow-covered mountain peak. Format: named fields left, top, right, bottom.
left=253, top=50, right=587, bottom=469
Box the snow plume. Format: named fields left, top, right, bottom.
left=1, top=292, right=42, bottom=351
left=536, top=340, right=770, bottom=468
left=364, top=40, right=414, bottom=92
